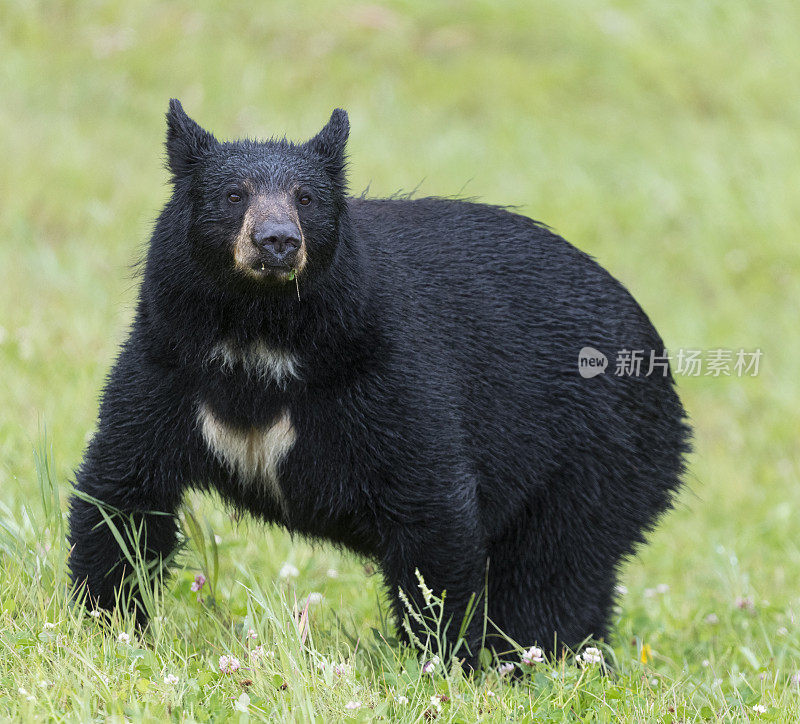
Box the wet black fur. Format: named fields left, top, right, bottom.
left=68, top=100, right=690, bottom=667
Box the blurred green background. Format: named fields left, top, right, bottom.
left=1, top=0, right=799, bottom=716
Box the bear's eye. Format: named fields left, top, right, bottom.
left=298, top=193, right=312, bottom=206
left=227, top=192, right=242, bottom=204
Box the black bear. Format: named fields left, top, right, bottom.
left=68, top=100, right=690, bottom=668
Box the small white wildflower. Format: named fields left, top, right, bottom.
left=650, top=677, right=659, bottom=687
left=705, top=613, right=719, bottom=624
left=250, top=645, right=275, bottom=662
left=522, top=646, right=545, bottom=665
left=219, top=655, right=241, bottom=674
left=327, top=568, right=339, bottom=578
left=163, top=674, right=179, bottom=685
left=344, top=701, right=361, bottom=710
left=702, top=659, right=710, bottom=667
left=421, top=655, right=440, bottom=674
left=89, top=610, right=101, bottom=619
left=37, top=680, right=51, bottom=688
left=578, top=646, right=604, bottom=665
left=117, top=632, right=130, bottom=644
left=234, top=693, right=250, bottom=713
left=791, top=671, right=800, bottom=686
left=777, top=626, right=788, bottom=636
left=486, top=690, right=496, bottom=697
left=396, top=695, right=409, bottom=704
left=18, top=687, right=29, bottom=696
left=247, top=628, right=257, bottom=640
left=430, top=694, right=442, bottom=709
left=43, top=622, right=56, bottom=630
left=306, top=592, right=324, bottom=605
left=753, top=704, right=767, bottom=714
left=498, top=662, right=515, bottom=677
left=279, top=563, right=299, bottom=580
left=713, top=677, right=723, bottom=687
left=656, top=583, right=670, bottom=594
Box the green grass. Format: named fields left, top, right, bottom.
left=1, top=0, right=800, bottom=720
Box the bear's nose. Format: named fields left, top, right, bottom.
left=252, top=222, right=301, bottom=264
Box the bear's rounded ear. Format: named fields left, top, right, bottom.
left=304, top=109, right=349, bottom=188
left=165, top=99, right=218, bottom=181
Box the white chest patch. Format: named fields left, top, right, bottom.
left=198, top=403, right=296, bottom=515
left=208, top=341, right=301, bottom=388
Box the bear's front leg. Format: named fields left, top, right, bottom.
left=381, top=502, right=487, bottom=672
left=67, top=360, right=190, bottom=626
left=68, top=434, right=184, bottom=626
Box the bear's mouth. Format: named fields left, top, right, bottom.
left=248, top=258, right=296, bottom=281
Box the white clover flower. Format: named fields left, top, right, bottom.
left=705, top=613, right=719, bottom=624
left=344, top=701, right=361, bottom=710
left=89, top=610, right=101, bottom=619
left=396, top=695, right=409, bottom=704
left=117, top=632, right=130, bottom=644
left=279, top=563, right=299, bottom=580
left=753, top=704, right=767, bottom=714
left=163, top=673, right=179, bottom=685
left=219, top=655, right=241, bottom=674
left=43, top=622, right=56, bottom=630
left=522, top=646, right=544, bottom=665
left=498, top=662, right=515, bottom=677
left=430, top=694, right=442, bottom=709
left=327, top=568, right=339, bottom=578
left=234, top=693, right=250, bottom=713
left=306, top=592, right=324, bottom=605
left=578, top=646, right=604, bottom=665
left=486, top=690, right=496, bottom=698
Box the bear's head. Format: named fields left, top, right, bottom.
left=164, top=99, right=349, bottom=293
